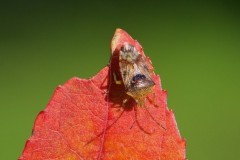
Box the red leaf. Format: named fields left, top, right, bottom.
left=20, top=29, right=186, bottom=160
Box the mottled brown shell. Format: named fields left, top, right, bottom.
left=119, top=43, right=155, bottom=105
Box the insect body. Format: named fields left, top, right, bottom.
left=119, top=43, right=155, bottom=106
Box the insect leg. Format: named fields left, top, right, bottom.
left=133, top=104, right=154, bottom=134
left=113, top=72, right=122, bottom=85
left=144, top=105, right=166, bottom=130
left=122, top=98, right=128, bottom=106
left=146, top=93, right=159, bottom=108
left=129, top=119, right=136, bottom=129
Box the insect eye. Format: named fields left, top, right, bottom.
left=132, top=74, right=146, bottom=82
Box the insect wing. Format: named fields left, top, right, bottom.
left=119, top=43, right=155, bottom=92
left=136, top=54, right=155, bottom=85
left=128, top=54, right=155, bottom=92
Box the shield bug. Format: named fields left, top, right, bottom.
left=118, top=42, right=155, bottom=106
left=112, top=42, right=165, bottom=133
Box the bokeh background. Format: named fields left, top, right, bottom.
left=1, top=0, right=240, bottom=159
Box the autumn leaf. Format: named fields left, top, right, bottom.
left=19, top=29, right=186, bottom=160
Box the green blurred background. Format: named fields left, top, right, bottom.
left=1, top=0, right=240, bottom=159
